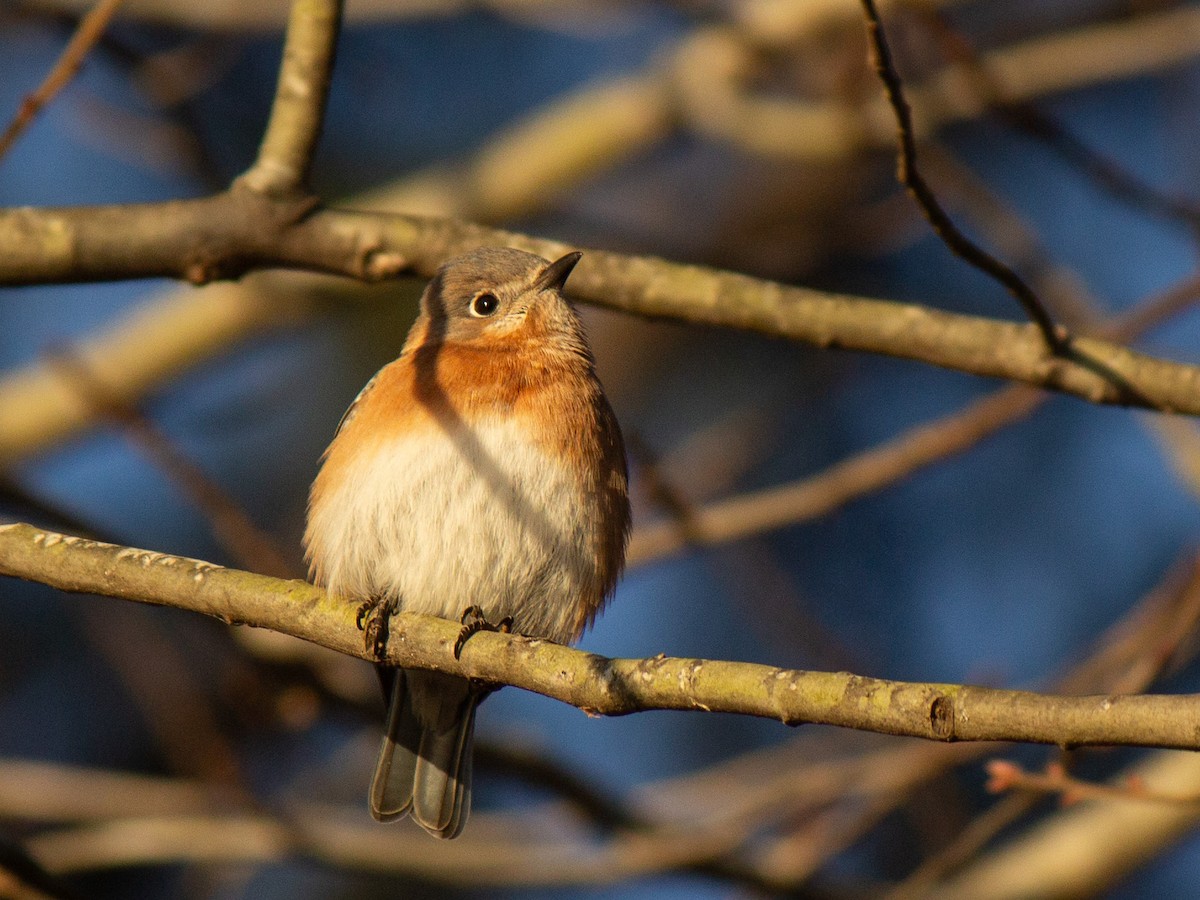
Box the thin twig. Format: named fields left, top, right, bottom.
left=888, top=551, right=1200, bottom=896
left=0, top=0, right=126, bottom=163
left=679, top=8, right=1200, bottom=164
left=625, top=262, right=1200, bottom=566
left=5, top=544, right=1200, bottom=890
left=627, top=384, right=1042, bottom=565
left=0, top=277, right=318, bottom=468
left=930, top=750, right=1200, bottom=899
left=908, top=2, right=1200, bottom=234
left=885, top=792, right=1042, bottom=899
left=858, top=0, right=1065, bottom=353
left=625, top=432, right=706, bottom=548
left=985, top=759, right=1200, bottom=808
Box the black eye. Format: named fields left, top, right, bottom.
left=470, top=292, right=499, bottom=317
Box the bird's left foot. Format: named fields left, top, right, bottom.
left=454, top=605, right=514, bottom=659
left=357, top=596, right=396, bottom=662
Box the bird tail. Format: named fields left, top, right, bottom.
left=369, top=667, right=479, bottom=839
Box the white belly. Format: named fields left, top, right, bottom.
left=308, top=418, right=597, bottom=644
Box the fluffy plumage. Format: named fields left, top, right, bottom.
left=304, top=248, right=629, bottom=838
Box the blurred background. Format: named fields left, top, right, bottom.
left=2, top=0, right=1200, bottom=896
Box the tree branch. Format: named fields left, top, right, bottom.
left=234, top=0, right=343, bottom=197
left=931, top=750, right=1200, bottom=900
left=628, top=384, right=1043, bottom=564
left=0, top=0, right=127, bottom=164
left=675, top=7, right=1200, bottom=163
left=3, top=521, right=1200, bottom=750
left=0, top=274, right=318, bottom=467
left=859, top=0, right=1063, bottom=352
left=2, top=204, right=1199, bottom=414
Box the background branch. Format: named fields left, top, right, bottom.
left=0, top=275, right=319, bottom=467
left=931, top=750, right=1200, bottom=900
left=0, top=0, right=126, bottom=163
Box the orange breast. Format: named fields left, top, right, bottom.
left=307, top=335, right=629, bottom=638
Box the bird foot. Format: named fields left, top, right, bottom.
left=356, top=596, right=396, bottom=662
left=454, top=605, right=513, bottom=659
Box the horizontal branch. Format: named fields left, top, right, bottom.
left=3, top=201, right=1200, bottom=415
left=3, top=521, right=1200, bottom=749
left=1, top=741, right=969, bottom=888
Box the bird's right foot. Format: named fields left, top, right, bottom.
left=356, top=596, right=396, bottom=662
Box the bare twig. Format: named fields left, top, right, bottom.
left=628, top=384, right=1042, bottom=565
left=908, top=2, right=1200, bottom=233
left=1056, top=553, right=1200, bottom=697
left=985, top=759, right=1200, bottom=809
left=885, top=792, right=1042, bottom=900
left=678, top=8, right=1200, bottom=164
left=0, top=275, right=322, bottom=468
left=234, top=0, right=343, bottom=197
left=625, top=432, right=705, bottom=549
left=920, top=750, right=1200, bottom=899
left=0, top=0, right=126, bottom=163
left=5, top=545, right=1200, bottom=891
left=887, top=554, right=1200, bottom=896
left=859, top=0, right=1064, bottom=352
left=625, top=258, right=1200, bottom=565
left=0, top=742, right=952, bottom=891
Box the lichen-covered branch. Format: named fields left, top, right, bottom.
left=2, top=521, right=1200, bottom=749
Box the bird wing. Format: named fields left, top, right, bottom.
left=331, top=368, right=382, bottom=438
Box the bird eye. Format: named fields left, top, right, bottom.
left=470, top=292, right=499, bottom=317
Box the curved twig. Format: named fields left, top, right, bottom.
left=859, top=0, right=1064, bottom=352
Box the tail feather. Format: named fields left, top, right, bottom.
left=370, top=668, right=479, bottom=839
left=369, top=669, right=419, bottom=823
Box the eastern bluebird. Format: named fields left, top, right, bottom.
left=304, top=248, right=630, bottom=838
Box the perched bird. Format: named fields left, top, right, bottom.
left=304, top=247, right=630, bottom=839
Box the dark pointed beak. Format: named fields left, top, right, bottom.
left=532, top=251, right=583, bottom=293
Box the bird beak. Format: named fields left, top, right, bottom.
left=532, top=251, right=583, bottom=293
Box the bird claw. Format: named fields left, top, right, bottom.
left=454, top=606, right=513, bottom=659
left=357, top=596, right=396, bottom=662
